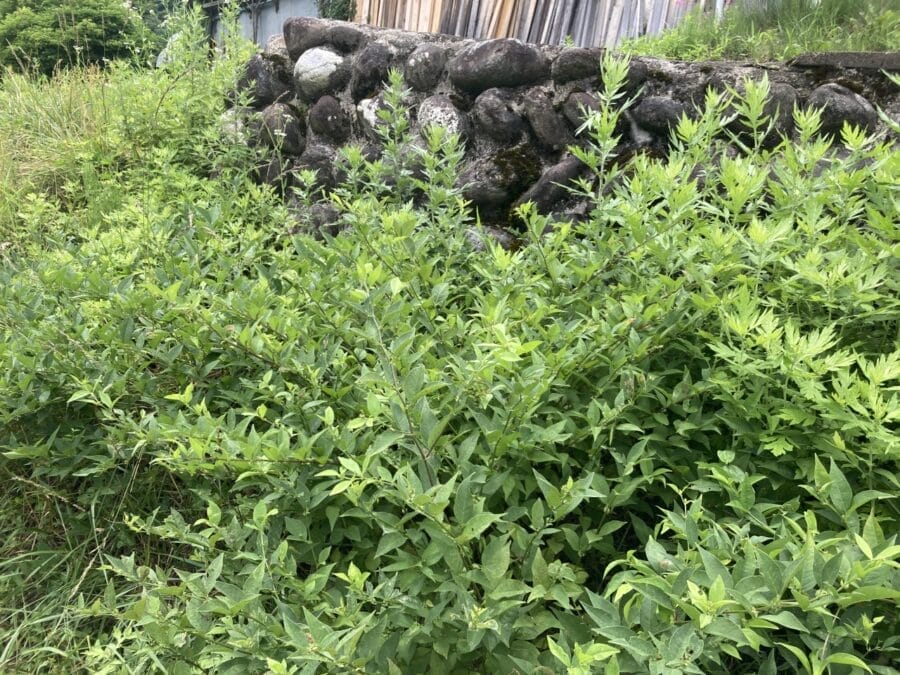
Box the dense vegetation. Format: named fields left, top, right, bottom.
left=622, top=0, right=900, bottom=61
left=2, top=7, right=899, bottom=674
left=0, top=0, right=166, bottom=75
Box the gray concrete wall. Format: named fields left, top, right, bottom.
left=212, top=0, right=318, bottom=47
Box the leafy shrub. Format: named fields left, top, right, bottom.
left=0, top=0, right=157, bottom=75
left=2, top=49, right=899, bottom=675
left=317, top=0, right=357, bottom=21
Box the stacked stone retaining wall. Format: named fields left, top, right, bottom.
left=232, top=17, right=899, bottom=231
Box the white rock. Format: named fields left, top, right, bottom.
left=294, top=47, right=345, bottom=100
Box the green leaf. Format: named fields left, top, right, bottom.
left=824, top=653, right=872, bottom=672
left=828, top=460, right=852, bottom=514
left=761, top=611, right=809, bottom=634
left=481, top=537, right=510, bottom=582
left=458, top=512, right=503, bottom=543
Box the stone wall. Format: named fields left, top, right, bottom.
left=233, top=17, right=899, bottom=229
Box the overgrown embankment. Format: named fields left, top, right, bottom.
left=1, top=9, right=899, bottom=674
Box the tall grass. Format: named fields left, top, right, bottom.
left=623, top=0, right=900, bottom=61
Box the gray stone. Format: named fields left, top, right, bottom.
left=294, top=47, right=350, bottom=101
left=465, top=225, right=519, bottom=251
left=563, top=92, right=600, bottom=130
left=632, top=96, right=687, bottom=136
left=295, top=144, right=337, bottom=190
left=287, top=200, right=344, bottom=237
left=514, top=155, right=587, bottom=214
left=351, top=43, right=393, bottom=101
left=259, top=103, right=306, bottom=156
left=523, top=89, right=571, bottom=151
left=236, top=54, right=292, bottom=107
left=257, top=156, right=292, bottom=190
left=790, top=51, right=900, bottom=71
left=806, top=83, right=877, bottom=136
left=457, top=145, right=541, bottom=213
left=264, top=35, right=290, bottom=60
left=405, top=44, right=447, bottom=92
left=473, top=88, right=524, bottom=143
left=448, top=39, right=549, bottom=94
left=329, top=24, right=366, bottom=53
left=308, top=95, right=350, bottom=143
left=729, top=81, right=798, bottom=147
left=551, top=48, right=603, bottom=84
left=356, top=95, right=389, bottom=137
left=417, top=95, right=469, bottom=139
left=283, top=17, right=329, bottom=61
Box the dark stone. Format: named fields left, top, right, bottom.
left=457, top=145, right=541, bottom=213
left=351, top=43, right=393, bottom=101
left=514, top=155, right=588, bottom=213
left=308, top=95, right=350, bottom=143
left=405, top=44, right=447, bottom=91
left=283, top=17, right=329, bottom=61
left=625, top=60, right=649, bottom=96
left=417, top=95, right=469, bottom=138
left=729, top=81, right=798, bottom=147
left=563, top=91, right=600, bottom=130
left=632, top=96, right=686, bottom=136
left=257, top=156, right=292, bottom=190
left=259, top=103, right=306, bottom=156
left=551, top=48, right=602, bottom=83
left=473, top=88, right=524, bottom=143
left=235, top=54, right=292, bottom=107
left=328, top=24, right=366, bottom=53
left=295, top=144, right=337, bottom=190
left=806, top=83, right=877, bottom=136
left=448, top=39, right=549, bottom=94
left=287, top=201, right=344, bottom=237
left=790, top=51, right=900, bottom=71
left=523, top=89, right=571, bottom=151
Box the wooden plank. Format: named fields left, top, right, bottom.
left=605, top=0, right=624, bottom=48
left=495, top=0, right=515, bottom=38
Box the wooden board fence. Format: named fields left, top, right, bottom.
left=354, top=0, right=715, bottom=47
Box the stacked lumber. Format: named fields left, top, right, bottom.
left=354, top=0, right=709, bottom=48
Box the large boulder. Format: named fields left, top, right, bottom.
left=294, top=47, right=350, bottom=101
left=473, top=88, right=525, bottom=143
left=351, top=43, right=393, bottom=101
left=457, top=145, right=542, bottom=214
left=632, top=96, right=687, bottom=136
left=283, top=17, right=329, bottom=61
left=417, top=95, right=469, bottom=139
left=405, top=44, right=448, bottom=92
left=448, top=39, right=549, bottom=94
left=806, top=83, right=877, bottom=136
left=523, top=88, right=571, bottom=151
left=258, top=103, right=306, bottom=156
left=235, top=54, right=292, bottom=107
left=514, top=155, right=588, bottom=214
left=308, top=95, right=350, bottom=143
left=551, top=48, right=603, bottom=84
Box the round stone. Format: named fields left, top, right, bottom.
left=806, top=83, right=877, bottom=136
left=294, top=47, right=350, bottom=101
left=283, top=17, right=329, bottom=61
left=473, top=88, right=524, bottom=143
left=351, top=43, right=393, bottom=101
left=448, top=39, right=549, bottom=94
left=308, top=95, right=350, bottom=143
left=329, top=24, right=366, bottom=53
left=259, top=102, right=306, bottom=156
left=523, top=89, right=571, bottom=151
left=417, top=95, right=469, bottom=138
left=235, top=54, right=292, bottom=106
left=551, top=48, right=602, bottom=84
left=632, top=96, right=687, bottom=135
left=563, top=92, right=600, bottom=130
left=405, top=44, right=447, bottom=91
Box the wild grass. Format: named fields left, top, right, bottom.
left=622, top=0, right=900, bottom=61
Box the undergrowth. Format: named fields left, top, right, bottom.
left=622, top=0, right=900, bottom=61
left=1, top=9, right=899, bottom=675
